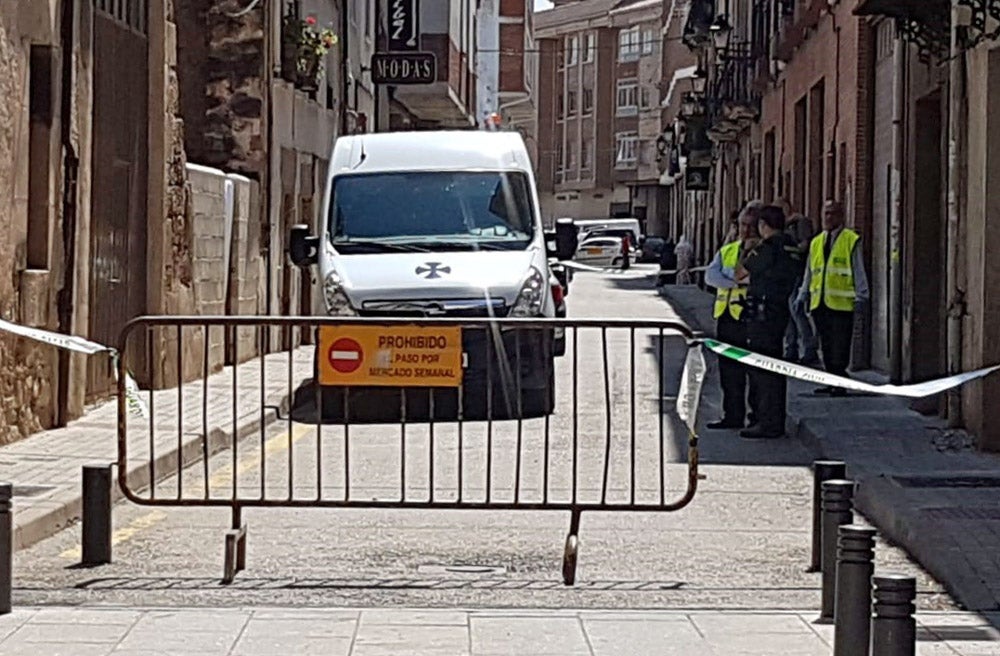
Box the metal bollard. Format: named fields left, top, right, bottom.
left=872, top=574, right=917, bottom=656
left=818, top=479, right=855, bottom=623
left=809, top=460, right=847, bottom=572
left=82, top=465, right=112, bottom=565
left=0, top=482, right=11, bottom=615
left=833, top=525, right=876, bottom=656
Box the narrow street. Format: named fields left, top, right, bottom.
left=7, top=271, right=967, bottom=652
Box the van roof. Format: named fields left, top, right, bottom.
left=330, top=130, right=533, bottom=175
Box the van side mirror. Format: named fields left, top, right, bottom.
left=289, top=224, right=319, bottom=267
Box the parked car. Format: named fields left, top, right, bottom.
left=639, top=236, right=667, bottom=263
left=574, top=236, right=627, bottom=268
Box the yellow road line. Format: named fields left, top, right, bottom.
left=60, top=424, right=313, bottom=559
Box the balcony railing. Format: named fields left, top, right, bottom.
left=854, top=0, right=950, bottom=62
left=706, top=40, right=761, bottom=142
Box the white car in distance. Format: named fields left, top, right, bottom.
left=574, top=236, right=627, bottom=268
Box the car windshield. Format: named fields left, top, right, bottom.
left=330, top=171, right=535, bottom=252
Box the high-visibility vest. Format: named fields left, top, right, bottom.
left=808, top=228, right=860, bottom=312
left=713, top=241, right=746, bottom=320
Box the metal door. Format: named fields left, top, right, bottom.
left=88, top=0, right=149, bottom=398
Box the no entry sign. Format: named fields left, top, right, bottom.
left=318, top=325, right=463, bottom=387
left=328, top=338, right=363, bottom=374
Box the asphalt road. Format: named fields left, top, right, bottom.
left=13, top=267, right=954, bottom=611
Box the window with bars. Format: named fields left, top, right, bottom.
left=93, top=0, right=148, bottom=34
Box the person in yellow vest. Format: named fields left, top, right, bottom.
left=704, top=201, right=762, bottom=429
left=797, top=199, right=869, bottom=396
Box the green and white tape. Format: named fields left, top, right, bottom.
left=0, top=318, right=148, bottom=418
left=702, top=338, right=1000, bottom=398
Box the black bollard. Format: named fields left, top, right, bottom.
left=818, top=479, right=855, bottom=623
left=872, top=574, right=917, bottom=656
left=0, top=482, right=11, bottom=614
left=833, top=525, right=876, bottom=656
left=82, top=465, right=112, bottom=565
left=809, top=460, right=847, bottom=572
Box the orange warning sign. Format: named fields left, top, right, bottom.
left=318, top=325, right=464, bottom=387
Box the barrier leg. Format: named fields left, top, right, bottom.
left=562, top=510, right=581, bottom=586
left=0, top=483, right=12, bottom=615
left=872, top=574, right=917, bottom=656
left=810, top=460, right=846, bottom=572
left=833, top=525, right=876, bottom=656
left=82, top=465, right=112, bottom=566
left=222, top=506, right=247, bottom=585
left=818, top=479, right=855, bottom=623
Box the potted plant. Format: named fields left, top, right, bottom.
left=282, top=12, right=338, bottom=91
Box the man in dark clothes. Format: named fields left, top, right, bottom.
left=658, top=237, right=678, bottom=285
left=739, top=205, right=802, bottom=439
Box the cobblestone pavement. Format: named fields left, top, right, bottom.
left=0, top=606, right=997, bottom=656
left=660, top=283, right=1000, bottom=613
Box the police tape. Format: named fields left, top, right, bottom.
left=561, top=260, right=709, bottom=278
left=0, top=318, right=148, bottom=418
left=701, top=337, right=1000, bottom=398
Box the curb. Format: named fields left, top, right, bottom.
left=792, top=417, right=999, bottom=612
left=12, top=392, right=293, bottom=552
left=659, top=285, right=1000, bottom=611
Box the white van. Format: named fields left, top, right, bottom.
left=289, top=130, right=567, bottom=422
left=574, top=218, right=642, bottom=248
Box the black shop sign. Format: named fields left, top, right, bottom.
left=370, top=52, right=436, bottom=85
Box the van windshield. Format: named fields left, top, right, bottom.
left=330, top=171, right=536, bottom=253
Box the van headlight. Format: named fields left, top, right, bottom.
left=323, top=272, right=356, bottom=316
left=510, top=267, right=546, bottom=317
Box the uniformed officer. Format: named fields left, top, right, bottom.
left=704, top=201, right=762, bottom=429
left=797, top=199, right=869, bottom=396
left=739, top=205, right=802, bottom=439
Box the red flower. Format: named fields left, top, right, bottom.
left=305, top=15, right=317, bottom=25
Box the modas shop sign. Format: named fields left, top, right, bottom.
left=370, top=52, right=436, bottom=85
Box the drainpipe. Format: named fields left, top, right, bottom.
left=945, top=2, right=966, bottom=426
left=889, top=27, right=905, bottom=383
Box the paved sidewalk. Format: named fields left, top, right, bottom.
left=0, top=346, right=311, bottom=550
left=0, top=606, right=996, bottom=655
left=661, top=284, right=1000, bottom=612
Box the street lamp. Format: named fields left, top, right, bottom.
left=691, top=67, right=708, bottom=94
left=709, top=14, right=732, bottom=51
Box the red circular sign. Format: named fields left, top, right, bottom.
left=328, top=338, right=364, bottom=374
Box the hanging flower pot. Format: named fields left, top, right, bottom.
left=297, top=51, right=321, bottom=91
left=281, top=13, right=338, bottom=92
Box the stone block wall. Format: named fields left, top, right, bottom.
left=160, top=163, right=263, bottom=387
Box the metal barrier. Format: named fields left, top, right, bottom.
left=116, top=316, right=703, bottom=585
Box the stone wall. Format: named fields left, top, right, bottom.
left=158, top=163, right=263, bottom=386
left=0, top=2, right=63, bottom=444
left=201, top=0, right=266, bottom=176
